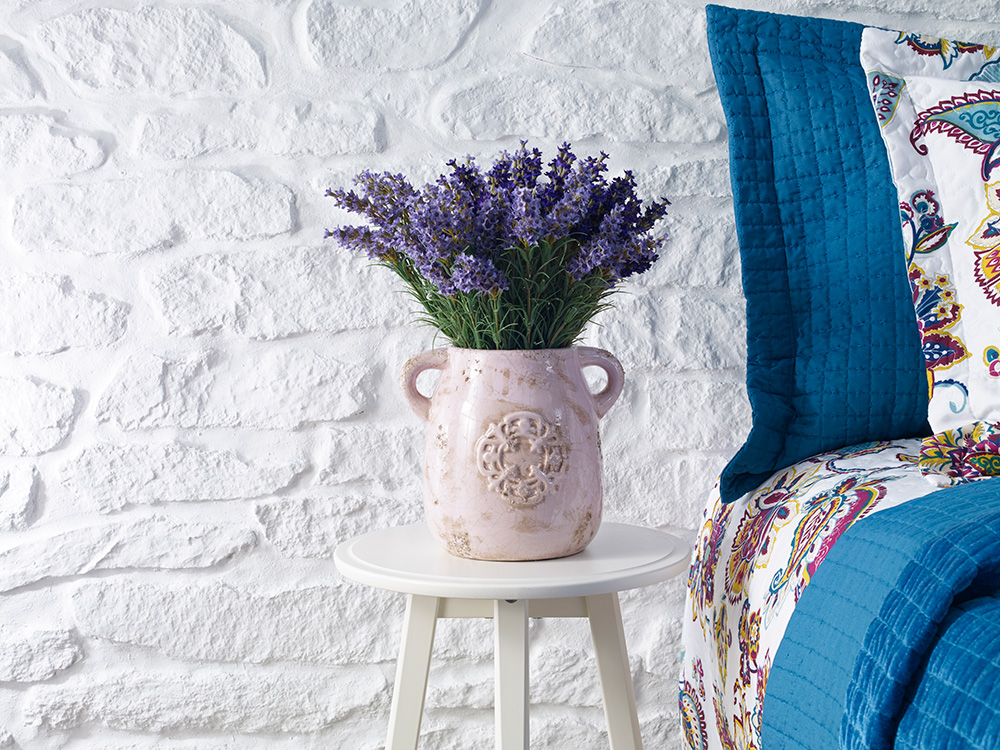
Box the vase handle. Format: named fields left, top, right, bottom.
left=400, top=348, right=449, bottom=422
left=579, top=347, right=625, bottom=418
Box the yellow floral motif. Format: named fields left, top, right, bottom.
left=967, top=182, right=1000, bottom=306
left=714, top=606, right=731, bottom=686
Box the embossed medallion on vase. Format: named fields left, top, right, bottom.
left=401, top=347, right=624, bottom=561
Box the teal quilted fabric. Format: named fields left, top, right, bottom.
left=706, top=6, right=929, bottom=502
left=894, top=593, right=1000, bottom=749
left=763, top=477, right=1000, bottom=749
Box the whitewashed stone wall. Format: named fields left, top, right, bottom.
left=0, top=1, right=996, bottom=748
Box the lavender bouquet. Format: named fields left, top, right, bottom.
left=325, top=142, right=669, bottom=350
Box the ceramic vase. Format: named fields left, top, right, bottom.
left=400, top=346, right=624, bottom=561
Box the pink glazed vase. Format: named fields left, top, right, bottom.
left=400, top=346, right=624, bottom=561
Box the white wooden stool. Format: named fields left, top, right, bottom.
left=334, top=522, right=690, bottom=750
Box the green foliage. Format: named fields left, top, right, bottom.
left=386, top=238, right=617, bottom=350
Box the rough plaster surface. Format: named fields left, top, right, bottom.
left=0, top=0, right=997, bottom=747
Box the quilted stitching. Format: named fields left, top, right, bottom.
left=706, top=6, right=929, bottom=502
left=893, top=596, right=1000, bottom=749
left=763, top=479, right=1000, bottom=750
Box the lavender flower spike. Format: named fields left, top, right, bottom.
left=324, top=142, right=669, bottom=349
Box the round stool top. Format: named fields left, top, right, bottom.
left=334, top=522, right=691, bottom=600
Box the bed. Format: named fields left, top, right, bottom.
left=679, top=7, right=1000, bottom=750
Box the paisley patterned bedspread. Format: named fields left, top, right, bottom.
left=678, top=438, right=937, bottom=750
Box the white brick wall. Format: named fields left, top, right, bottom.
left=0, top=1, right=996, bottom=748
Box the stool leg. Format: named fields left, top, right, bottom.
left=494, top=598, right=529, bottom=750
left=586, top=593, right=642, bottom=750
left=386, top=594, right=440, bottom=750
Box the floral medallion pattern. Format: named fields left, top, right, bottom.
left=918, top=420, right=1000, bottom=485
left=967, top=181, right=1000, bottom=304
left=907, top=262, right=968, bottom=371
left=475, top=410, right=567, bottom=507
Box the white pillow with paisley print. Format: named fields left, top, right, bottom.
left=862, top=28, right=1000, bottom=432
left=905, top=75, right=1000, bottom=428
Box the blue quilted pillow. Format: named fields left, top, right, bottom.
left=706, top=6, right=930, bottom=502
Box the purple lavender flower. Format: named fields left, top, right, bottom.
left=511, top=187, right=546, bottom=246
left=539, top=142, right=576, bottom=212
left=539, top=161, right=599, bottom=240
left=511, top=143, right=543, bottom=188
left=325, top=142, right=668, bottom=349
left=451, top=253, right=509, bottom=294
left=325, top=224, right=379, bottom=260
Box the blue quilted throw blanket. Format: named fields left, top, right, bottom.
left=764, top=479, right=1000, bottom=749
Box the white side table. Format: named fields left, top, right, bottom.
left=334, top=522, right=690, bottom=750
